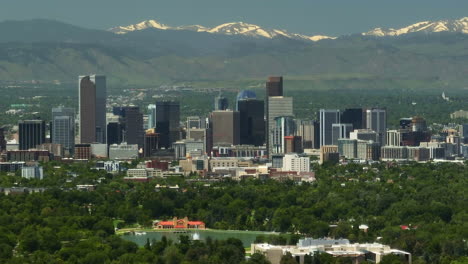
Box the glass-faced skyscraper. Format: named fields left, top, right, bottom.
left=79, top=75, right=106, bottom=144
left=52, top=107, right=75, bottom=155
left=319, top=109, right=341, bottom=147
left=366, top=108, right=387, bottom=145
left=238, top=99, right=264, bottom=146
left=18, top=120, right=46, bottom=150
left=268, top=96, right=293, bottom=155
left=155, top=101, right=180, bottom=148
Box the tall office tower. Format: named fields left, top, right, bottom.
left=121, top=106, right=144, bottom=149
left=214, top=95, right=229, bottom=111
left=295, top=120, right=314, bottom=149
left=265, top=76, right=283, bottom=154
left=79, top=75, right=106, bottom=144
left=341, top=108, right=365, bottom=130
left=319, top=109, right=341, bottom=147
left=156, top=101, right=180, bottom=148
left=0, top=127, right=6, bottom=152
left=147, top=104, right=156, bottom=129
left=272, top=116, right=296, bottom=154
left=235, top=90, right=257, bottom=111
left=312, top=120, right=320, bottom=149
left=331, top=123, right=353, bottom=145
left=267, top=96, right=293, bottom=155
left=52, top=107, right=75, bottom=155
left=266, top=76, right=283, bottom=97
left=211, top=110, right=240, bottom=146
left=238, top=99, right=265, bottom=146
left=366, top=108, right=387, bottom=145
left=144, top=130, right=160, bottom=157
left=107, top=113, right=124, bottom=146
left=18, top=120, right=46, bottom=150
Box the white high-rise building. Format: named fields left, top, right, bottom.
left=79, top=75, right=107, bottom=144
left=282, top=153, right=310, bottom=172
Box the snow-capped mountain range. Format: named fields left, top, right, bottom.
left=109, top=17, right=468, bottom=42
left=109, top=20, right=335, bottom=42
left=363, top=17, right=468, bottom=37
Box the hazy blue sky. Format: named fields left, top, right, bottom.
left=2, top=0, right=467, bottom=35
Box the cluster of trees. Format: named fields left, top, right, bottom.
left=0, top=161, right=466, bottom=263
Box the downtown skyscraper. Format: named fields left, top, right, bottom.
left=18, top=120, right=46, bottom=150
left=319, top=109, right=341, bottom=147
left=52, top=107, right=75, bottom=155
left=155, top=101, right=180, bottom=148
left=79, top=75, right=106, bottom=144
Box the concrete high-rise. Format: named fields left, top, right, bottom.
left=155, top=101, right=180, bottom=148
left=79, top=75, right=106, bottom=144
left=319, top=109, right=341, bottom=147
left=211, top=110, right=240, bottom=146
left=267, top=96, right=293, bottom=155
left=365, top=108, right=387, bottom=145
left=295, top=120, right=314, bottom=149
left=18, top=120, right=46, bottom=150
left=52, top=107, right=75, bottom=155
left=238, top=99, right=265, bottom=146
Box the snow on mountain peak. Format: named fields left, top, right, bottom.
left=109, top=20, right=334, bottom=42
left=363, top=17, right=468, bottom=36
left=109, top=19, right=169, bottom=34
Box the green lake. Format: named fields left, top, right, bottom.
left=121, top=230, right=278, bottom=248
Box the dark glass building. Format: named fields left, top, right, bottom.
left=341, top=108, right=365, bottom=130
left=144, top=132, right=160, bottom=157
left=235, top=90, right=257, bottom=110
left=238, top=99, right=265, bottom=146
left=156, top=101, right=180, bottom=148
left=18, top=120, right=46, bottom=150
left=0, top=127, right=6, bottom=152
left=107, top=122, right=123, bottom=146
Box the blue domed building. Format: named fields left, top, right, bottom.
left=235, top=90, right=257, bottom=110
